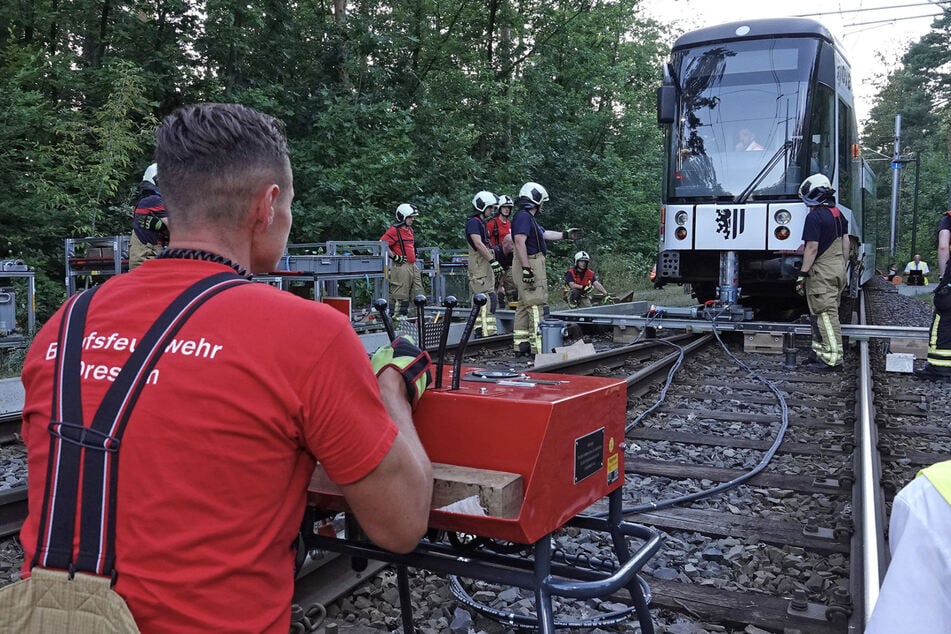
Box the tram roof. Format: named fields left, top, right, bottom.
left=672, top=18, right=837, bottom=52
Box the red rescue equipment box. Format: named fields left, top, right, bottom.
left=308, top=366, right=626, bottom=544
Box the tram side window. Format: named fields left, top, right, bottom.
left=807, top=84, right=835, bottom=181
left=837, top=99, right=855, bottom=210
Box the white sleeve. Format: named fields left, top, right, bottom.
left=865, top=478, right=951, bottom=633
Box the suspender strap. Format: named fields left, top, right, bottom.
left=33, top=272, right=249, bottom=578
left=395, top=225, right=408, bottom=258
left=31, top=290, right=96, bottom=572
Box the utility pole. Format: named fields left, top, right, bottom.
left=890, top=115, right=902, bottom=260
left=910, top=154, right=921, bottom=258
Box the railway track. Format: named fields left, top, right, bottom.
left=1, top=295, right=937, bottom=633
left=295, top=292, right=936, bottom=633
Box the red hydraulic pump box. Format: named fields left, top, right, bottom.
left=308, top=365, right=627, bottom=544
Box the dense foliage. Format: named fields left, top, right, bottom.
left=861, top=8, right=951, bottom=272
left=0, top=0, right=670, bottom=326
left=1, top=2, right=949, bottom=333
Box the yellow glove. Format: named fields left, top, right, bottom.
left=371, top=335, right=432, bottom=409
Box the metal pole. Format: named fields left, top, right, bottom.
left=910, top=155, right=921, bottom=259
left=889, top=115, right=902, bottom=259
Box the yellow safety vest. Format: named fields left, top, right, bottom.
left=919, top=461, right=951, bottom=503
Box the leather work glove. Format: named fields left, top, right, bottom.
left=562, top=227, right=584, bottom=240
left=522, top=267, right=535, bottom=286
left=490, top=259, right=503, bottom=278
left=392, top=254, right=407, bottom=265
left=795, top=273, right=808, bottom=297
left=603, top=294, right=616, bottom=304
left=583, top=283, right=594, bottom=296
left=371, top=335, right=433, bottom=409
left=141, top=214, right=165, bottom=232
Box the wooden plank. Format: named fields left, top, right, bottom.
left=627, top=458, right=850, bottom=494
left=310, top=463, right=524, bottom=519
left=632, top=507, right=849, bottom=553
left=628, top=428, right=843, bottom=457
left=657, top=407, right=848, bottom=427
left=643, top=578, right=845, bottom=634
left=430, top=463, right=523, bottom=518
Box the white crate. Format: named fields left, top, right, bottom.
left=885, top=353, right=915, bottom=373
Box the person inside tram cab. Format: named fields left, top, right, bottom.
left=735, top=128, right=764, bottom=151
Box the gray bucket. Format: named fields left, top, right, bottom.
left=539, top=319, right=566, bottom=353
left=0, top=288, right=14, bottom=336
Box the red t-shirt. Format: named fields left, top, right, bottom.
left=20, top=258, right=398, bottom=633
left=380, top=224, right=416, bottom=263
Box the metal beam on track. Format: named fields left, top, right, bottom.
left=548, top=303, right=927, bottom=340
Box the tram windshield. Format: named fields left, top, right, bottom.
left=666, top=38, right=820, bottom=201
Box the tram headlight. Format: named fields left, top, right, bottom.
left=774, top=226, right=791, bottom=240
left=774, top=209, right=792, bottom=225
left=674, top=210, right=689, bottom=226
left=675, top=227, right=688, bottom=240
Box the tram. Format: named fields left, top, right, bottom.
left=654, top=18, right=876, bottom=307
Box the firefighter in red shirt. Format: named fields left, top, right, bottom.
left=564, top=251, right=613, bottom=308
left=381, top=203, right=424, bottom=318
left=487, top=195, right=517, bottom=303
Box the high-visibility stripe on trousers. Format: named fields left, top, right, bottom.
left=512, top=253, right=548, bottom=353
left=805, top=237, right=845, bottom=367
left=927, top=312, right=951, bottom=368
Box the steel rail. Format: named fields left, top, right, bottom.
left=548, top=309, right=928, bottom=340
left=857, top=295, right=886, bottom=627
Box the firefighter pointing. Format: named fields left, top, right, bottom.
left=511, top=182, right=582, bottom=355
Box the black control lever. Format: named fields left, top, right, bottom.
left=452, top=294, right=487, bottom=391
left=414, top=294, right=427, bottom=348
left=435, top=296, right=457, bottom=389
left=373, top=298, right=396, bottom=342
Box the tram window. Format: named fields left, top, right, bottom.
left=837, top=99, right=854, bottom=209
left=807, top=84, right=835, bottom=180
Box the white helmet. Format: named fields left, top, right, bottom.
left=142, top=163, right=158, bottom=185
left=395, top=203, right=419, bottom=223
left=472, top=191, right=498, bottom=213
left=518, top=182, right=549, bottom=206
left=798, top=173, right=835, bottom=207
left=497, top=194, right=514, bottom=208
left=574, top=251, right=590, bottom=265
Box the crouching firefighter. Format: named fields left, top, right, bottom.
left=795, top=173, right=849, bottom=371
left=511, top=182, right=582, bottom=355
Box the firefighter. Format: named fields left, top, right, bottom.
left=129, top=163, right=169, bottom=269
left=487, top=194, right=517, bottom=303
left=563, top=251, right=613, bottom=308
left=511, top=182, right=582, bottom=355
left=795, top=173, right=849, bottom=371
left=381, top=203, right=424, bottom=318
left=466, top=191, right=501, bottom=337
left=915, top=209, right=951, bottom=380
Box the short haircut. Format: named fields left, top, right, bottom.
left=155, top=103, right=290, bottom=228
